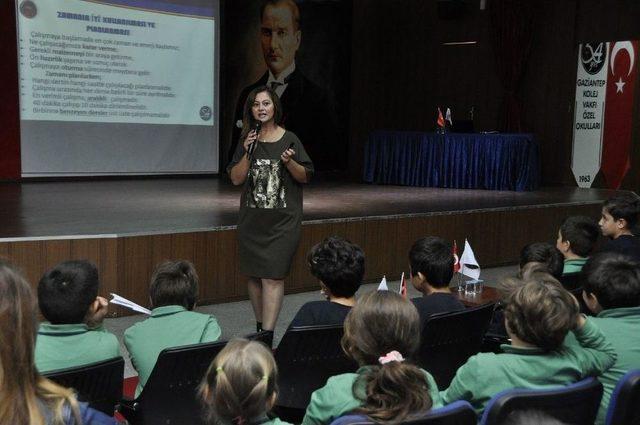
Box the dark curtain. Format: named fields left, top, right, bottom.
left=0, top=1, right=21, bottom=180
left=489, top=0, right=535, bottom=132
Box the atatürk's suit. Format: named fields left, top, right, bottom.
left=229, top=69, right=342, bottom=171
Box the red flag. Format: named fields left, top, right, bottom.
left=601, top=41, right=638, bottom=189
left=437, top=107, right=445, bottom=128
left=399, top=272, right=407, bottom=298
left=453, top=240, right=460, bottom=273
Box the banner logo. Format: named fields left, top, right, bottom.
left=581, top=43, right=606, bottom=75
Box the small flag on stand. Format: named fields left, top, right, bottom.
left=437, top=107, right=445, bottom=129
left=445, top=108, right=453, bottom=127
left=399, top=272, right=407, bottom=298
left=459, top=239, right=481, bottom=280
left=452, top=240, right=460, bottom=273
left=378, top=275, right=388, bottom=291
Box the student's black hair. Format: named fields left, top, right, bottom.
left=149, top=260, right=199, bottom=310
left=307, top=236, right=364, bottom=298
left=519, top=242, right=564, bottom=279
left=581, top=252, right=640, bottom=310
left=38, top=260, right=99, bottom=324
left=603, top=194, right=640, bottom=229
left=408, top=237, right=454, bottom=288
left=559, top=215, right=600, bottom=257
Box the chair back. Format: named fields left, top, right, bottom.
left=418, top=303, right=495, bottom=388
left=479, top=377, right=603, bottom=425
left=329, top=401, right=476, bottom=425
left=275, top=324, right=357, bottom=409
left=43, top=356, right=124, bottom=416
left=605, top=369, right=640, bottom=425
left=129, top=340, right=227, bottom=425
left=559, top=272, right=581, bottom=291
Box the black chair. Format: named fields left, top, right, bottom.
left=43, top=356, right=124, bottom=416
left=559, top=272, right=581, bottom=291
left=274, top=324, right=358, bottom=420
left=417, top=302, right=495, bottom=389
left=605, top=369, right=640, bottom=425
left=329, top=401, right=477, bottom=425
left=479, top=377, right=603, bottom=425
left=118, top=340, right=227, bottom=425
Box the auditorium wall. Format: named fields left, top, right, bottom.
left=348, top=0, right=640, bottom=189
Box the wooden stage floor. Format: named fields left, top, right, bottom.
left=0, top=177, right=619, bottom=239
left=0, top=177, right=624, bottom=315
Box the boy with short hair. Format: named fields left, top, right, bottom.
left=598, top=194, right=640, bottom=261
left=289, top=236, right=364, bottom=327
left=519, top=242, right=564, bottom=279
left=442, top=273, right=616, bottom=415
left=556, top=216, right=600, bottom=274
left=35, top=260, right=120, bottom=372
left=408, top=236, right=464, bottom=327
left=124, top=260, right=221, bottom=395
left=580, top=252, right=640, bottom=424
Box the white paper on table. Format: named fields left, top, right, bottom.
left=110, top=293, right=152, bottom=315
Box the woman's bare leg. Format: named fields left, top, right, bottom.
left=260, top=278, right=284, bottom=331
left=247, top=277, right=263, bottom=324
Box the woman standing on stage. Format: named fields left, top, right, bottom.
left=228, top=85, right=313, bottom=345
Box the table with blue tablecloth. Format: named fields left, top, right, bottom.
left=363, top=131, right=540, bottom=191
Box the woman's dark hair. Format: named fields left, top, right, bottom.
left=519, top=242, right=564, bottom=279
left=504, top=273, right=578, bottom=352
left=239, top=86, right=283, bottom=143
left=603, top=194, right=640, bottom=229
left=342, top=291, right=432, bottom=423
left=149, top=260, right=199, bottom=310
left=307, top=236, right=364, bottom=298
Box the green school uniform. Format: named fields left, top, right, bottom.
left=301, top=366, right=443, bottom=425
left=563, top=258, right=588, bottom=274
left=588, top=307, right=640, bottom=424
left=35, top=323, right=120, bottom=373
left=441, top=318, right=616, bottom=415
left=123, top=305, right=221, bottom=396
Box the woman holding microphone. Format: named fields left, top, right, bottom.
left=228, top=86, right=313, bottom=345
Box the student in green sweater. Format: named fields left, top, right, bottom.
left=35, top=260, right=120, bottom=373
left=580, top=252, right=640, bottom=424
left=441, top=272, right=616, bottom=415
left=302, top=290, right=442, bottom=425
left=199, top=338, right=291, bottom=425
left=555, top=216, right=600, bottom=275
left=124, top=260, right=221, bottom=395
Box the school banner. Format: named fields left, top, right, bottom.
left=572, top=41, right=638, bottom=188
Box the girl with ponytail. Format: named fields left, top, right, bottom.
left=302, top=290, right=443, bottom=425
left=199, top=339, right=291, bottom=425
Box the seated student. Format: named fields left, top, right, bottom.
left=556, top=215, right=600, bottom=275
left=580, top=252, right=640, bottom=424
left=408, top=236, right=464, bottom=326
left=1, top=259, right=117, bottom=424
left=199, top=338, right=291, bottom=425
left=519, top=242, right=564, bottom=279
left=289, top=236, right=364, bottom=328
left=302, top=290, right=443, bottom=425
left=35, top=260, right=120, bottom=373
left=441, top=272, right=616, bottom=415
left=124, top=260, right=221, bottom=395
left=598, top=194, right=640, bottom=261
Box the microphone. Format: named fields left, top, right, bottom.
left=247, top=121, right=261, bottom=156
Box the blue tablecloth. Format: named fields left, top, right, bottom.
left=363, top=131, right=540, bottom=191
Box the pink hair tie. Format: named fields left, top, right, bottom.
left=378, top=350, right=404, bottom=365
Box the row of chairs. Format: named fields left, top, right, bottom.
left=43, top=303, right=496, bottom=424
left=330, top=371, right=640, bottom=425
